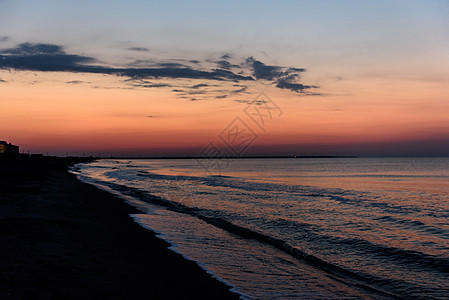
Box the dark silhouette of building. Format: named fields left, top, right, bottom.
left=0, top=141, right=19, bottom=155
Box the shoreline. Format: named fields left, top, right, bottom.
left=0, top=159, right=239, bottom=299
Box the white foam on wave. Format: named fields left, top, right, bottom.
left=70, top=164, right=249, bottom=299
left=130, top=214, right=250, bottom=300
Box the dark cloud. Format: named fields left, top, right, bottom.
left=275, top=81, right=316, bottom=93
left=130, top=79, right=171, bottom=88
left=0, top=36, right=9, bottom=43
left=245, top=57, right=317, bottom=93
left=0, top=42, right=320, bottom=96
left=245, top=57, right=306, bottom=82
left=0, top=43, right=95, bottom=72
left=2, top=43, right=64, bottom=55
left=134, top=83, right=171, bottom=88
left=216, top=60, right=232, bottom=69
left=207, top=68, right=249, bottom=81
left=128, top=47, right=150, bottom=52
left=207, top=55, right=240, bottom=70
left=245, top=57, right=286, bottom=80
left=233, top=98, right=267, bottom=105
left=155, top=62, right=190, bottom=68
left=173, top=83, right=248, bottom=101
left=66, top=80, right=90, bottom=84
left=215, top=60, right=241, bottom=70
left=231, top=87, right=247, bottom=93
left=0, top=78, right=6, bottom=83
left=190, top=83, right=210, bottom=89
left=0, top=43, right=253, bottom=82
left=129, top=59, right=197, bottom=68
left=130, top=66, right=251, bottom=81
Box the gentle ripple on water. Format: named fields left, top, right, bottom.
left=74, top=158, right=449, bottom=299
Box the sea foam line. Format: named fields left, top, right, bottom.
left=69, top=166, right=249, bottom=300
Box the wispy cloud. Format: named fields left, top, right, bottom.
left=127, top=47, right=150, bottom=52
left=0, top=36, right=9, bottom=43
left=0, top=42, right=319, bottom=98
left=129, top=79, right=172, bottom=88
left=66, top=80, right=90, bottom=84
left=190, top=83, right=212, bottom=89
left=0, top=43, right=253, bottom=82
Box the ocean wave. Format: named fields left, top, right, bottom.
left=76, top=160, right=449, bottom=299
left=374, top=215, right=449, bottom=239
left=85, top=179, right=427, bottom=299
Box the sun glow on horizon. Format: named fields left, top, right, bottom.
left=1, top=1, right=448, bottom=156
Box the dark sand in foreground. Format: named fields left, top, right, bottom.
left=0, top=159, right=239, bottom=299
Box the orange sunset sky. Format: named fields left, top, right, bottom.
left=1, top=1, right=448, bottom=156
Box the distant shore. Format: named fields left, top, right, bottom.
left=87, top=155, right=358, bottom=160
left=0, top=158, right=238, bottom=299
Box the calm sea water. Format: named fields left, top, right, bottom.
left=73, top=158, right=449, bottom=299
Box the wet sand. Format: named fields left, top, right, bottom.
left=0, top=159, right=239, bottom=299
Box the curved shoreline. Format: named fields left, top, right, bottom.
left=0, top=159, right=239, bottom=299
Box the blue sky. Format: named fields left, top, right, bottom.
left=2, top=0, right=447, bottom=65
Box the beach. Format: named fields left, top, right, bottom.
left=0, top=159, right=238, bottom=299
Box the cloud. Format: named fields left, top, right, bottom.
left=207, top=54, right=241, bottom=70
left=216, top=60, right=232, bottom=69
left=215, top=60, right=241, bottom=70
left=275, top=80, right=316, bottom=93
left=0, top=36, right=9, bottom=43
left=0, top=42, right=320, bottom=96
left=66, top=80, right=90, bottom=84
left=129, top=79, right=171, bottom=88
left=129, top=59, right=200, bottom=68
left=190, top=83, right=210, bottom=89
left=135, top=82, right=171, bottom=88
left=0, top=78, right=6, bottom=83
left=245, top=57, right=317, bottom=93
left=0, top=43, right=95, bottom=72
left=231, top=86, right=247, bottom=94
left=245, top=57, right=287, bottom=80
left=154, top=62, right=191, bottom=68
left=0, top=43, right=254, bottom=82
left=128, top=47, right=150, bottom=52
left=1, top=43, right=64, bottom=55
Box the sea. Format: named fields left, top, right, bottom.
left=71, top=157, right=449, bottom=299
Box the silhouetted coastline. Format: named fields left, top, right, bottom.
left=0, top=158, right=239, bottom=299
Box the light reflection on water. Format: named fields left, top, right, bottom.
left=76, top=158, right=449, bottom=299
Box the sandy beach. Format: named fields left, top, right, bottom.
left=0, top=158, right=238, bottom=299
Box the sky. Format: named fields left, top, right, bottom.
left=0, top=0, right=448, bottom=157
